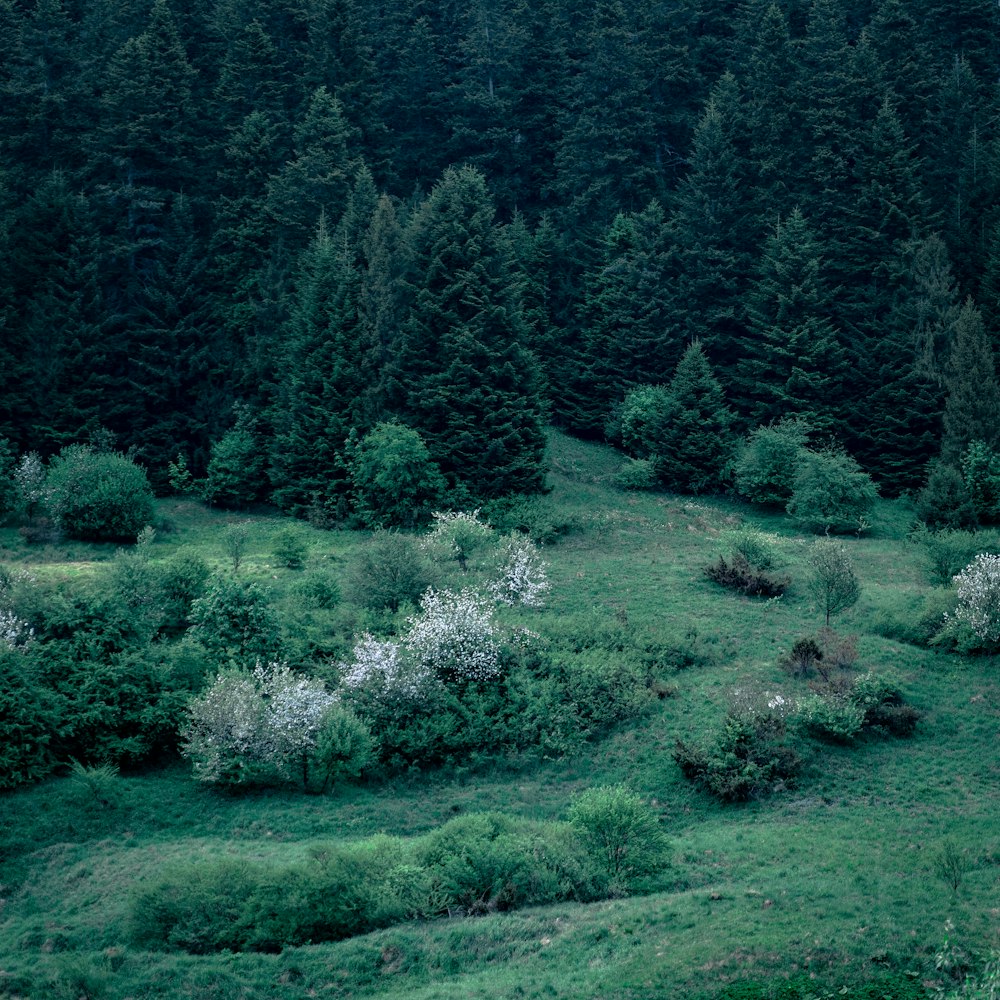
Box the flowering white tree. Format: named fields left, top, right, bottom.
left=489, top=532, right=551, bottom=608
left=340, top=633, right=436, bottom=701
left=183, top=661, right=342, bottom=787
left=952, top=553, right=1000, bottom=642
left=421, top=509, right=494, bottom=570
left=0, top=568, right=34, bottom=651
left=405, top=587, right=502, bottom=682
left=13, top=452, right=46, bottom=518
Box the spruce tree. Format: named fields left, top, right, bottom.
left=387, top=165, right=546, bottom=500
left=669, top=73, right=755, bottom=377
left=736, top=209, right=845, bottom=433
left=941, top=298, right=1000, bottom=464
left=653, top=340, right=734, bottom=494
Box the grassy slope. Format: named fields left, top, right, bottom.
left=1, top=430, right=998, bottom=999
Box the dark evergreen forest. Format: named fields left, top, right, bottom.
left=3, top=0, right=1000, bottom=513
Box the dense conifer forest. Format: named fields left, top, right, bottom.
left=4, top=0, right=1000, bottom=506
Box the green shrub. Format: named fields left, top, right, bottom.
left=202, top=405, right=266, bottom=509
left=961, top=440, right=1000, bottom=523
left=0, top=437, right=16, bottom=514
left=351, top=422, right=447, bottom=529
left=567, top=785, right=669, bottom=893
left=290, top=570, right=342, bottom=610
left=348, top=530, right=434, bottom=612
left=271, top=526, right=309, bottom=569
left=619, top=385, right=673, bottom=458
left=0, top=650, right=59, bottom=788
left=480, top=494, right=578, bottom=545
left=786, top=449, right=877, bottom=534
left=187, top=576, right=281, bottom=666
left=156, top=552, right=210, bottom=635
left=850, top=671, right=921, bottom=735
left=795, top=692, right=865, bottom=743
left=703, top=555, right=788, bottom=597
left=674, top=704, right=800, bottom=802
left=615, top=457, right=658, bottom=491
left=733, top=418, right=811, bottom=506
left=915, top=461, right=978, bottom=530
left=45, top=445, right=155, bottom=541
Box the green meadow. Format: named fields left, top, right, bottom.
left=1, top=431, right=997, bottom=1000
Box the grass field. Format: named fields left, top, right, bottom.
left=1, top=430, right=998, bottom=999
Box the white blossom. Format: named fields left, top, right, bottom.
left=488, top=532, right=551, bottom=608
left=405, top=588, right=502, bottom=681
left=951, top=553, right=1000, bottom=642
left=340, top=633, right=436, bottom=701
left=13, top=452, right=46, bottom=511
left=183, top=661, right=337, bottom=784
left=0, top=568, right=35, bottom=651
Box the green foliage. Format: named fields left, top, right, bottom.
left=960, top=440, right=1000, bottom=523
left=480, top=494, right=578, bottom=545
left=787, top=449, right=877, bottom=534
left=733, top=418, right=812, bottom=506
left=916, top=461, right=979, bottom=530
left=222, top=519, right=252, bottom=574
left=187, top=576, right=280, bottom=666
left=674, top=705, right=801, bottom=802
left=0, top=649, right=59, bottom=789
left=795, top=692, right=865, bottom=743
left=703, top=555, right=788, bottom=597
left=129, top=808, right=653, bottom=954
left=567, top=785, right=669, bottom=892
left=166, top=452, right=196, bottom=496
left=808, top=538, right=861, bottom=626
left=271, top=526, right=309, bottom=569
left=0, top=437, right=16, bottom=514
left=619, top=385, right=673, bottom=459
left=615, top=457, right=659, bottom=491
left=653, top=342, right=735, bottom=494
left=156, top=552, right=210, bottom=635
left=45, top=445, right=155, bottom=541
left=351, top=422, right=448, bottom=529
left=348, top=531, right=434, bottom=612
left=202, top=405, right=266, bottom=509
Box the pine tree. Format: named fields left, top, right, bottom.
left=269, top=215, right=358, bottom=516
left=941, top=298, right=1000, bottom=464
left=387, top=165, right=546, bottom=499
left=266, top=86, right=358, bottom=254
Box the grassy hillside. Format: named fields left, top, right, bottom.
left=1, top=431, right=997, bottom=1000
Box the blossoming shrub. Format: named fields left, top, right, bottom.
left=951, top=552, right=1000, bottom=644
left=183, top=661, right=372, bottom=790
left=489, top=533, right=551, bottom=607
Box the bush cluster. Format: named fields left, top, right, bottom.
left=130, top=793, right=668, bottom=954
left=734, top=423, right=876, bottom=533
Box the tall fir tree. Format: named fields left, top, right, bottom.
left=386, top=165, right=546, bottom=499
left=736, top=208, right=845, bottom=433
left=941, top=297, right=1000, bottom=464
left=669, top=73, right=755, bottom=379
left=654, top=340, right=734, bottom=494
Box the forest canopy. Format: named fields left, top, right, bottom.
left=2, top=0, right=1000, bottom=510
